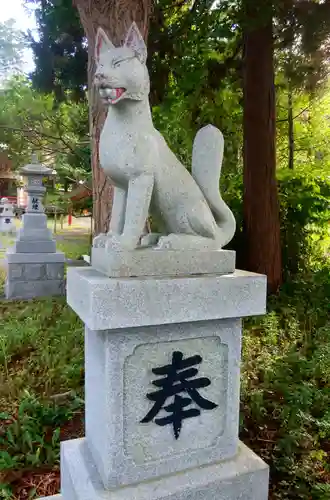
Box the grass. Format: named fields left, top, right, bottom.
left=56, top=237, right=90, bottom=260
left=0, top=237, right=87, bottom=499
left=0, top=237, right=330, bottom=498
left=0, top=296, right=85, bottom=499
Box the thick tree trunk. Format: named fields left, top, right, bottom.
left=288, top=85, right=294, bottom=170
left=73, top=0, right=152, bottom=235
left=243, top=19, right=282, bottom=293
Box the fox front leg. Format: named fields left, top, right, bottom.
left=108, top=186, right=127, bottom=234
left=93, top=186, right=127, bottom=248
left=105, top=174, right=154, bottom=251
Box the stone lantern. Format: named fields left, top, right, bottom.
left=0, top=197, right=16, bottom=234
left=5, top=154, right=65, bottom=300
left=14, top=154, right=55, bottom=253
left=21, top=153, right=52, bottom=214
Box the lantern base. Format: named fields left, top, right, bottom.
left=5, top=250, right=65, bottom=300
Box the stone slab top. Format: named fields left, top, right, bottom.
left=91, top=247, right=236, bottom=278
left=67, top=266, right=267, bottom=331
left=6, top=249, right=66, bottom=264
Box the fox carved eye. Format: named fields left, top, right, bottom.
left=112, top=60, right=122, bottom=68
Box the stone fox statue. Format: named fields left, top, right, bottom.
left=93, top=23, right=236, bottom=251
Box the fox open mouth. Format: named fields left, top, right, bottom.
left=99, top=86, right=126, bottom=104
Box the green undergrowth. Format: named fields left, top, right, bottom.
left=0, top=298, right=84, bottom=408
left=241, top=263, right=330, bottom=499
left=0, top=392, right=83, bottom=471
left=0, top=297, right=84, bottom=498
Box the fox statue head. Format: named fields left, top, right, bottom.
left=94, top=22, right=149, bottom=106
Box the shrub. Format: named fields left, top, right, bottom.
left=224, top=170, right=330, bottom=279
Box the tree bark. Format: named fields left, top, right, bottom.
left=73, top=0, right=152, bottom=235
left=243, top=17, right=282, bottom=293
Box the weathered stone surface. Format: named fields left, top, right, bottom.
left=60, top=439, right=269, bottom=500
left=46, top=263, right=65, bottom=280
left=16, top=228, right=54, bottom=241
left=7, top=264, right=23, bottom=280
left=5, top=279, right=65, bottom=300
left=85, top=319, right=241, bottom=488
left=6, top=251, right=65, bottom=299
left=6, top=250, right=65, bottom=264
left=20, top=213, right=48, bottom=229
left=16, top=214, right=52, bottom=237
left=67, top=267, right=267, bottom=331
left=24, top=263, right=45, bottom=281
left=91, top=246, right=235, bottom=278
left=14, top=240, right=56, bottom=253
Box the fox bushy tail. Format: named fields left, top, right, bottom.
left=192, top=125, right=236, bottom=248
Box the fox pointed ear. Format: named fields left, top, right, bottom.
left=95, top=27, right=114, bottom=63
left=124, top=22, right=147, bottom=63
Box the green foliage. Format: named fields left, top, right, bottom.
left=278, top=171, right=330, bottom=278
left=224, top=170, right=330, bottom=278
left=241, top=264, right=330, bottom=499
left=276, top=85, right=330, bottom=172
left=0, top=76, right=89, bottom=185
left=27, top=0, right=87, bottom=102
left=0, top=392, right=82, bottom=470
left=0, top=296, right=84, bottom=407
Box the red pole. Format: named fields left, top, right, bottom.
left=68, top=207, right=72, bottom=226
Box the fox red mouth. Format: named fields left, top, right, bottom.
left=99, top=86, right=126, bottom=104
left=111, top=88, right=125, bottom=102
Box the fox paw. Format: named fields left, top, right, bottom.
left=140, top=233, right=162, bottom=247
left=104, top=234, right=137, bottom=251
left=93, top=233, right=107, bottom=248
left=156, top=234, right=179, bottom=250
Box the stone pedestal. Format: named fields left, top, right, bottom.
left=41, top=266, right=269, bottom=500
left=5, top=249, right=65, bottom=299
left=5, top=155, right=65, bottom=300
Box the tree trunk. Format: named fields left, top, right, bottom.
left=73, top=0, right=152, bottom=235
left=243, top=17, right=282, bottom=294
left=288, top=85, right=294, bottom=170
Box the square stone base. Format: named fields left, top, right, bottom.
left=5, top=251, right=65, bottom=299
left=67, top=267, right=267, bottom=331
left=56, top=438, right=268, bottom=500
